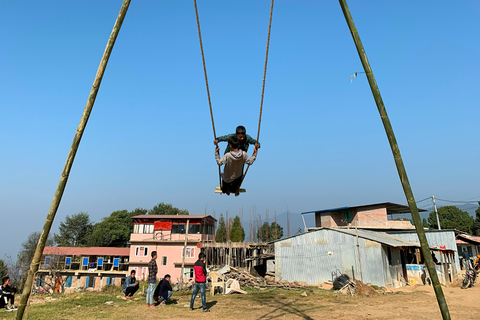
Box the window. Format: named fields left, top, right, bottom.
left=172, top=224, right=186, bottom=234
left=82, top=257, right=89, bottom=267
left=135, top=246, right=149, bottom=257
left=97, top=257, right=104, bottom=267
left=45, top=256, right=51, bottom=265
left=65, top=257, right=72, bottom=266
left=184, top=268, right=194, bottom=278
left=85, top=276, right=95, bottom=288
left=113, top=258, right=120, bottom=267
left=161, top=256, right=167, bottom=266
left=133, top=224, right=154, bottom=234
left=188, top=224, right=201, bottom=234
left=182, top=248, right=195, bottom=258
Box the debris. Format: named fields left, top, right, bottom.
left=225, top=279, right=247, bottom=294
left=105, top=301, right=115, bottom=306
left=301, top=291, right=308, bottom=297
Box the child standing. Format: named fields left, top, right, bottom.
left=214, top=125, right=260, bottom=154
left=215, top=136, right=257, bottom=196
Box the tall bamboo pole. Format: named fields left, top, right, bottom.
left=16, top=1, right=131, bottom=319
left=338, top=1, right=450, bottom=319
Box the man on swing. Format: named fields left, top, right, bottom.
left=214, top=125, right=260, bottom=154
left=215, top=135, right=257, bottom=196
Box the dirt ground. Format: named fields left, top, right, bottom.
left=1, top=283, right=479, bottom=320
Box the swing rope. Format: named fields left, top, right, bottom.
left=194, top=0, right=222, bottom=188
left=241, top=0, right=274, bottom=186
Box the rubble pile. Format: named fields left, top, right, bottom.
left=215, top=266, right=309, bottom=289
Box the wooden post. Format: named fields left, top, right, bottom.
left=338, top=1, right=450, bottom=318
left=439, top=251, right=447, bottom=286
left=355, top=222, right=363, bottom=282
left=450, top=252, right=457, bottom=280
left=15, top=2, right=131, bottom=319
left=180, top=219, right=190, bottom=288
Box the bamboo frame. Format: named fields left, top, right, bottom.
left=15, top=1, right=132, bottom=319
left=338, top=1, right=450, bottom=319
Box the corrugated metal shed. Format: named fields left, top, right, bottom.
left=275, top=229, right=390, bottom=287
left=331, top=228, right=420, bottom=247
left=387, top=229, right=460, bottom=271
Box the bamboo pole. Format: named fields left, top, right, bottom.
left=338, top=1, right=450, bottom=319
left=180, top=219, right=190, bottom=288
left=15, top=1, right=131, bottom=319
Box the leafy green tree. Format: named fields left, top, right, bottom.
left=215, top=214, right=227, bottom=243
left=472, top=204, right=480, bottom=236
left=427, top=206, right=474, bottom=233
left=54, top=212, right=93, bottom=247
left=148, top=202, right=188, bottom=215
left=89, top=208, right=147, bottom=247
left=269, top=222, right=284, bottom=241
left=230, top=216, right=245, bottom=242
left=257, top=222, right=283, bottom=242
left=17, top=231, right=55, bottom=287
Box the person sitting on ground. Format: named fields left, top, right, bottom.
left=154, top=274, right=173, bottom=306
left=0, top=276, right=17, bottom=312
left=122, top=270, right=139, bottom=299
left=214, top=125, right=260, bottom=154
left=215, top=135, right=257, bottom=196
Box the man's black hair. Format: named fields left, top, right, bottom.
left=198, top=252, right=206, bottom=260
left=164, top=274, right=171, bottom=279
left=2, top=276, right=9, bottom=284
left=130, top=270, right=136, bottom=275
left=151, top=251, right=157, bottom=258
left=228, top=136, right=240, bottom=149
left=236, top=125, right=246, bottom=135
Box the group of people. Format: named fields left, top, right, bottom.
left=214, top=125, right=260, bottom=196
left=0, top=276, right=17, bottom=312
left=123, top=251, right=209, bottom=312
left=462, top=248, right=480, bottom=270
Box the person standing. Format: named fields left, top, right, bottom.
left=462, top=248, right=472, bottom=270
left=146, top=251, right=158, bottom=309
left=123, top=270, right=139, bottom=298
left=190, top=253, right=209, bottom=312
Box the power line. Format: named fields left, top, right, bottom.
left=435, top=198, right=480, bottom=204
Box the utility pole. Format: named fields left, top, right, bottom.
left=432, top=195, right=441, bottom=230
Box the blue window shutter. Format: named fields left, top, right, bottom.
left=106, top=278, right=110, bottom=285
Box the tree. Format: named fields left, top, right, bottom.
left=427, top=206, right=474, bottom=233
left=472, top=204, right=480, bottom=236
left=148, top=202, right=188, bottom=215
left=257, top=222, right=284, bottom=242
left=230, top=216, right=245, bottom=242
left=89, top=208, right=146, bottom=247
left=54, top=212, right=93, bottom=247
left=0, top=259, right=7, bottom=280
left=269, top=222, right=284, bottom=241
left=17, top=231, right=55, bottom=288
left=215, top=214, right=227, bottom=243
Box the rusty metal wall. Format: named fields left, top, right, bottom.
left=275, top=229, right=387, bottom=287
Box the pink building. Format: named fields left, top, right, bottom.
left=128, top=214, right=216, bottom=283
left=303, top=202, right=425, bottom=230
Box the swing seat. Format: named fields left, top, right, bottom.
left=214, top=187, right=246, bottom=194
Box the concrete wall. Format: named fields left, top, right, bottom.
left=128, top=242, right=198, bottom=282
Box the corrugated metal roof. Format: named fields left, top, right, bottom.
left=328, top=228, right=420, bottom=247
left=301, top=202, right=427, bottom=215
left=43, top=246, right=130, bottom=256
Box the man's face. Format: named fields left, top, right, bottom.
left=131, top=272, right=136, bottom=278
left=153, top=255, right=157, bottom=260
left=165, top=277, right=171, bottom=282
left=236, top=133, right=246, bottom=142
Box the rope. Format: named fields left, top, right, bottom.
left=194, top=0, right=222, bottom=188
left=241, top=0, right=274, bottom=185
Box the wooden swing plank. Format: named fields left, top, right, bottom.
left=214, top=187, right=246, bottom=193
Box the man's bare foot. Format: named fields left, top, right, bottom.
left=235, top=189, right=240, bottom=196
left=225, top=191, right=230, bottom=196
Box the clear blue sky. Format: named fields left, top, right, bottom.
left=1, top=1, right=479, bottom=259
